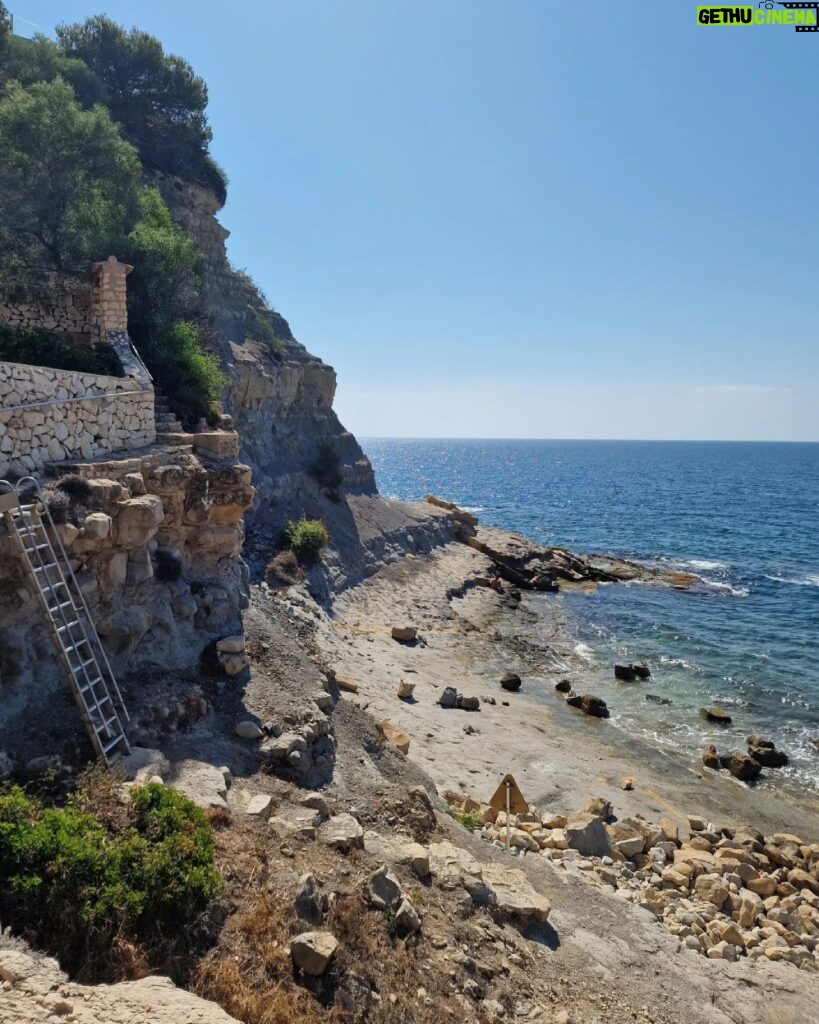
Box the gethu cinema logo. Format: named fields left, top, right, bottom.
left=697, top=2, right=819, bottom=28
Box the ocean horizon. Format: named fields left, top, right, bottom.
left=362, top=438, right=819, bottom=793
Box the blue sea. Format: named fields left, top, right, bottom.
left=362, top=439, right=819, bottom=793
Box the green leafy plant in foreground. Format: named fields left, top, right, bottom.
left=0, top=781, right=220, bottom=977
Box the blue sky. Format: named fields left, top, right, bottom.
left=13, top=1, right=819, bottom=440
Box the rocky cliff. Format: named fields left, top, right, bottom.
left=153, top=175, right=377, bottom=512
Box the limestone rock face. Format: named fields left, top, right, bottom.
left=480, top=863, right=551, bottom=923
left=320, top=813, right=364, bottom=852
left=565, top=813, right=612, bottom=857
left=0, top=950, right=239, bottom=1023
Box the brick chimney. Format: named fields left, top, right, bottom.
left=91, top=255, right=133, bottom=338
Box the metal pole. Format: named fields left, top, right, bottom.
left=505, top=780, right=511, bottom=849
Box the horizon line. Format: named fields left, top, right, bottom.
left=357, top=436, right=819, bottom=444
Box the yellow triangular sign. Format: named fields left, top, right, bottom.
left=488, top=773, right=529, bottom=815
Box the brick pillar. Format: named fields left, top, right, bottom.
left=91, top=255, right=133, bottom=337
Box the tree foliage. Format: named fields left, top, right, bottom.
left=57, top=16, right=226, bottom=203
left=0, top=77, right=141, bottom=283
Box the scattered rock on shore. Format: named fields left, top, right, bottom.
left=457, top=694, right=481, bottom=711
left=702, top=745, right=721, bottom=770
left=397, top=680, right=416, bottom=700
left=377, top=720, right=410, bottom=754
left=555, top=679, right=572, bottom=694
left=500, top=672, right=522, bottom=692
left=439, top=686, right=458, bottom=708
left=700, top=707, right=732, bottom=725
left=391, top=625, right=417, bottom=642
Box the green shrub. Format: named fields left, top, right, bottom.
left=0, top=323, right=121, bottom=375
left=0, top=781, right=220, bottom=977
left=309, top=443, right=344, bottom=490
left=455, top=809, right=482, bottom=832
left=281, top=517, right=329, bottom=566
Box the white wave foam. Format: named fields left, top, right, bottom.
left=696, top=578, right=749, bottom=597
left=683, top=559, right=729, bottom=572
left=763, top=573, right=819, bottom=588
left=573, top=642, right=595, bottom=663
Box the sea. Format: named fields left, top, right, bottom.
left=362, top=439, right=819, bottom=795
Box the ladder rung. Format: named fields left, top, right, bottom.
left=42, top=581, right=67, bottom=593
left=94, top=713, right=120, bottom=734
left=56, top=620, right=81, bottom=634
left=80, top=679, right=105, bottom=696
left=64, top=640, right=90, bottom=655
left=72, top=656, right=96, bottom=673
left=48, top=601, right=74, bottom=615
left=101, top=733, right=125, bottom=755
left=33, top=563, right=58, bottom=574
left=24, top=543, right=50, bottom=554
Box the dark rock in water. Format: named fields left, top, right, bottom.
left=721, top=752, right=762, bottom=782
left=699, top=707, right=732, bottom=725
left=566, top=693, right=609, bottom=718
left=632, top=664, right=651, bottom=680
left=702, top=745, right=721, bottom=770
left=439, top=687, right=458, bottom=709
left=580, top=695, right=610, bottom=718
left=746, top=735, right=774, bottom=750
left=748, top=743, right=789, bottom=768
left=555, top=679, right=572, bottom=694
left=812, top=738, right=819, bottom=752
left=500, top=672, right=522, bottom=692
left=456, top=694, right=481, bottom=711
left=646, top=694, right=671, bottom=706
left=614, top=664, right=637, bottom=682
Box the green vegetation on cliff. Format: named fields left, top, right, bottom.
left=0, top=3, right=227, bottom=422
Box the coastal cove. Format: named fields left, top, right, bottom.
left=363, top=439, right=819, bottom=798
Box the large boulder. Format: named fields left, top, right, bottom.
left=614, top=664, right=636, bottom=681
left=394, top=898, right=422, bottom=935
left=290, top=931, right=338, bottom=976
left=500, top=672, right=522, bottom=692
left=391, top=625, right=417, bottom=642
left=702, top=745, right=721, bottom=769
left=113, top=495, right=164, bottom=548
left=457, top=694, right=481, bottom=711
left=721, top=752, right=762, bottom=781
left=747, top=740, right=789, bottom=768
left=481, top=862, right=551, bottom=923
left=565, top=812, right=612, bottom=857
left=555, top=679, right=572, bottom=694
left=566, top=694, right=609, bottom=718
left=694, top=873, right=729, bottom=908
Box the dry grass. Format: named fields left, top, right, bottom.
left=192, top=894, right=338, bottom=1024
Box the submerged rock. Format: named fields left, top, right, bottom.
left=646, top=694, right=671, bottom=705
left=700, top=707, right=732, bottom=725
left=614, top=664, right=637, bottom=681
left=747, top=737, right=789, bottom=768
left=566, top=693, right=610, bottom=718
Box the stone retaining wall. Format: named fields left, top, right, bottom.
left=0, top=276, right=95, bottom=342
left=0, top=358, right=155, bottom=478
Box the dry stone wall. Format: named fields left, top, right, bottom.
left=0, top=276, right=95, bottom=342
left=0, top=358, right=154, bottom=478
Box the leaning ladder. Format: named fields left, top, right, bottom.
left=0, top=477, right=130, bottom=765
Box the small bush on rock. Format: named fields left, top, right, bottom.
left=55, top=474, right=93, bottom=505
left=281, top=517, right=328, bottom=566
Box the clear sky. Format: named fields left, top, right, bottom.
left=12, top=1, right=819, bottom=440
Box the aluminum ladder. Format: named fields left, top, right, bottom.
left=0, top=477, right=130, bottom=765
